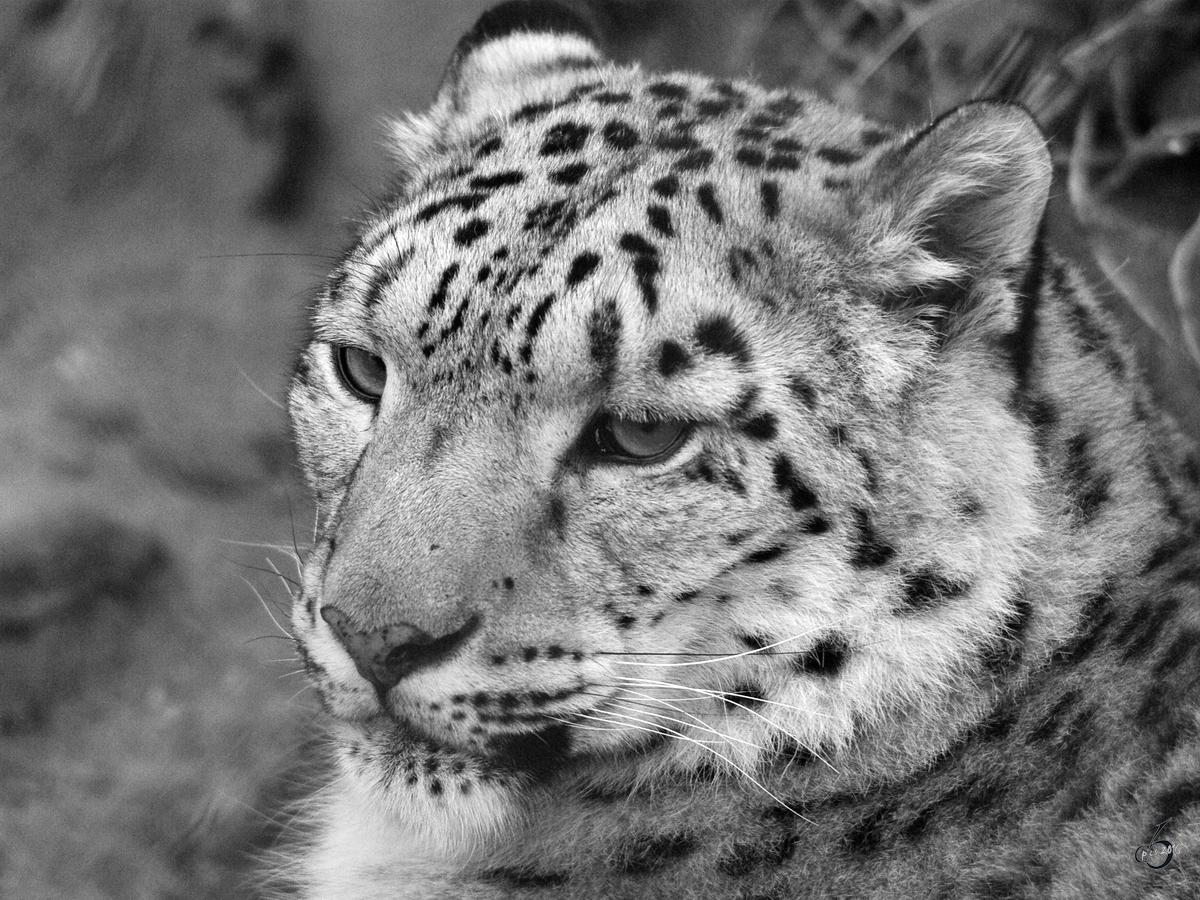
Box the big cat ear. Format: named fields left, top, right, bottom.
left=389, top=1, right=603, bottom=170
left=881, top=102, right=1052, bottom=278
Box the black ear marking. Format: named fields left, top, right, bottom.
left=454, top=1, right=595, bottom=60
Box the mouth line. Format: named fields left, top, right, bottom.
left=343, top=691, right=627, bottom=775
left=355, top=712, right=579, bottom=780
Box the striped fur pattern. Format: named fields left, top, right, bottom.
left=283, top=3, right=1200, bottom=897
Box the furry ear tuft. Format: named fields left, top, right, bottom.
left=889, top=102, right=1051, bottom=274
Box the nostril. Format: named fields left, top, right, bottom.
left=319, top=605, right=479, bottom=694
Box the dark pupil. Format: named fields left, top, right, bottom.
left=606, top=416, right=684, bottom=458
left=338, top=346, right=386, bottom=400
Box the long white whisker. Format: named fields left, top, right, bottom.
left=595, top=630, right=822, bottom=668
left=613, top=696, right=768, bottom=753
left=590, top=704, right=813, bottom=823
left=599, top=706, right=725, bottom=746
left=265, top=555, right=301, bottom=592
left=570, top=709, right=678, bottom=740
left=220, top=539, right=296, bottom=551
left=614, top=676, right=836, bottom=722
left=618, top=683, right=839, bottom=773
left=240, top=575, right=293, bottom=639
left=288, top=684, right=315, bottom=703
left=238, top=367, right=287, bottom=411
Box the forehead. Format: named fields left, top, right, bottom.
left=316, top=73, right=888, bottom=402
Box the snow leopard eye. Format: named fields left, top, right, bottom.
left=333, top=345, right=387, bottom=402
left=593, top=414, right=689, bottom=462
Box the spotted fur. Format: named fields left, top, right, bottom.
left=283, top=3, right=1200, bottom=897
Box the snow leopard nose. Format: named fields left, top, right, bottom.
left=320, top=605, right=480, bottom=693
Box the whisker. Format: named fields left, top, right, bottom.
left=611, top=698, right=764, bottom=753
left=286, top=493, right=309, bottom=577
left=265, top=555, right=301, bottom=590
left=239, top=575, right=294, bottom=639
left=198, top=252, right=339, bottom=261
left=617, top=682, right=838, bottom=773
left=288, top=684, right=315, bottom=703
left=235, top=560, right=301, bottom=589
left=595, top=630, right=822, bottom=668
left=593, top=707, right=722, bottom=746
left=238, top=367, right=287, bottom=411
left=219, top=539, right=296, bottom=552
left=613, top=676, right=836, bottom=722
left=570, top=709, right=676, bottom=741
left=590, top=705, right=812, bottom=823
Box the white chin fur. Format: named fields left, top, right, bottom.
left=298, top=732, right=523, bottom=899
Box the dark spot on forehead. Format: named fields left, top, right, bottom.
left=428, top=263, right=460, bottom=312
left=653, top=130, right=701, bottom=152
left=524, top=293, right=558, bottom=344
left=746, top=545, right=787, bottom=564
left=694, top=316, right=751, bottom=363
left=549, top=162, right=589, bottom=185
left=566, top=251, right=601, bottom=287
left=541, top=121, right=591, bottom=156
left=617, top=233, right=661, bottom=314
left=673, top=148, right=713, bottom=171
left=470, top=170, right=525, bottom=190
left=651, top=174, right=679, bottom=197
left=742, top=413, right=778, bottom=441
left=658, top=339, right=689, bottom=377
left=696, top=183, right=722, bottom=224
left=513, top=99, right=560, bottom=122
left=760, top=180, right=780, bottom=219
left=586, top=298, right=622, bottom=384
left=454, top=217, right=490, bottom=246
left=766, top=95, right=805, bottom=116
left=415, top=192, right=485, bottom=223
left=364, top=254, right=411, bottom=310
left=647, top=204, right=674, bottom=237
left=593, top=90, right=632, bottom=105
left=648, top=81, right=690, bottom=100
left=602, top=120, right=639, bottom=150
left=524, top=199, right=568, bottom=233
left=772, top=454, right=817, bottom=510
left=765, top=153, right=801, bottom=171
left=696, top=97, right=736, bottom=117
left=736, top=147, right=765, bottom=168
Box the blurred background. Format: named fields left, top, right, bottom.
left=0, top=1, right=1196, bottom=897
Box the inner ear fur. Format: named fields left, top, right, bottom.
left=887, top=101, right=1052, bottom=276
